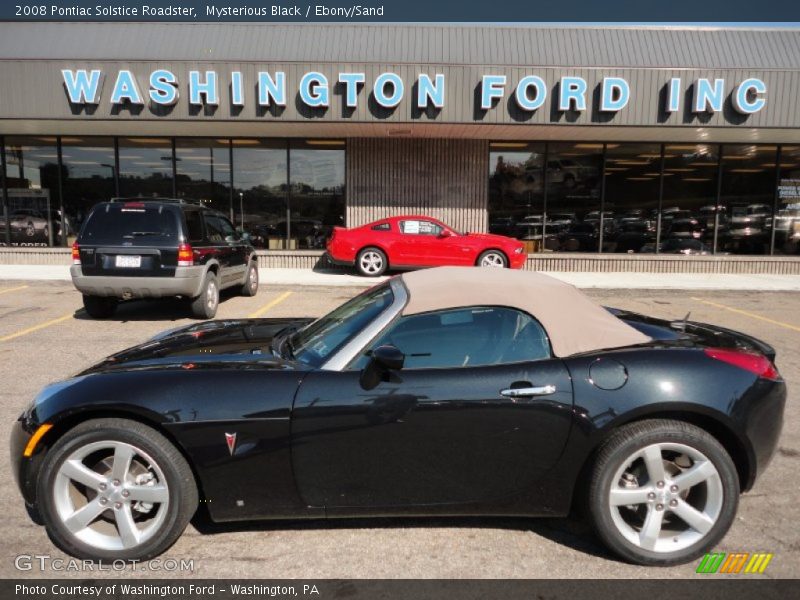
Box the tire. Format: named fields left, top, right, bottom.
left=190, top=271, right=219, bottom=319
left=356, top=247, right=388, bottom=277
left=36, top=418, right=198, bottom=561
left=82, top=295, right=117, bottom=319
left=477, top=249, right=508, bottom=268
left=240, top=262, right=259, bottom=297
left=588, top=419, right=739, bottom=566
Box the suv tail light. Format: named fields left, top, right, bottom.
left=704, top=347, right=780, bottom=381
left=71, top=242, right=81, bottom=265
left=177, top=243, right=194, bottom=267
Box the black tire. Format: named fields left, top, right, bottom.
left=588, top=419, right=739, bottom=566
left=476, top=249, right=508, bottom=268
left=37, top=418, right=198, bottom=561
left=240, top=262, right=259, bottom=297
left=190, top=271, right=219, bottom=319
left=82, top=295, right=117, bottom=319
left=356, top=247, right=388, bottom=277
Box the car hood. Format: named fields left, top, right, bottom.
left=465, top=232, right=520, bottom=245
left=79, top=317, right=314, bottom=375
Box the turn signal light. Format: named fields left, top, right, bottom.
left=71, top=242, right=81, bottom=265
left=704, top=347, right=780, bottom=381
left=177, top=243, right=194, bottom=267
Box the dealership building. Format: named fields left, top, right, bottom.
left=0, top=22, right=799, bottom=272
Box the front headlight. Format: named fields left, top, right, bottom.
left=514, top=247, right=524, bottom=254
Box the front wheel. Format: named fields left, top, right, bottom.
left=356, top=247, right=388, bottom=277
left=477, top=250, right=508, bottom=268
left=82, top=295, right=117, bottom=319
left=37, top=418, right=198, bottom=561
left=190, top=272, right=219, bottom=319
left=588, top=419, right=739, bottom=566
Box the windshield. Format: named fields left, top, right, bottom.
left=291, top=283, right=395, bottom=368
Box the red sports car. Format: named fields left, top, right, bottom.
left=326, top=215, right=527, bottom=276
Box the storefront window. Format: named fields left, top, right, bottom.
left=488, top=143, right=546, bottom=252
left=176, top=139, right=232, bottom=217
left=232, top=140, right=288, bottom=249
left=3, top=136, right=61, bottom=247
left=661, top=144, right=720, bottom=255
left=718, top=145, right=778, bottom=255
left=775, top=145, right=800, bottom=255
left=289, top=140, right=345, bottom=249
left=118, top=137, right=174, bottom=198
left=604, top=144, right=662, bottom=253
left=60, top=136, right=115, bottom=242
left=547, top=143, right=603, bottom=252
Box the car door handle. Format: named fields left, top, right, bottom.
left=500, top=385, right=556, bottom=398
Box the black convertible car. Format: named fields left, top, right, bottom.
left=11, top=268, right=785, bottom=566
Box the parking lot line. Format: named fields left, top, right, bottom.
left=0, top=312, right=74, bottom=343
left=0, top=284, right=29, bottom=296
left=691, top=297, right=800, bottom=333
left=248, top=291, right=294, bottom=318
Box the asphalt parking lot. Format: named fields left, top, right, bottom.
left=0, top=279, right=797, bottom=579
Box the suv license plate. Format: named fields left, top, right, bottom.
left=115, top=255, right=141, bottom=268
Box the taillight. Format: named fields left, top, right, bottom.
left=177, top=243, right=194, bottom=267
left=71, top=242, right=81, bottom=265
left=704, top=347, right=780, bottom=381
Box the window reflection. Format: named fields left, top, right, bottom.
left=176, top=139, right=232, bottom=217
left=659, top=144, right=719, bottom=255
left=232, top=140, right=288, bottom=249
left=289, top=140, right=346, bottom=249
left=488, top=143, right=546, bottom=252
left=718, top=145, right=778, bottom=255
left=3, top=136, right=62, bottom=247
left=118, top=137, right=173, bottom=197
left=60, top=137, right=115, bottom=241
left=604, top=144, right=661, bottom=253
left=546, top=143, right=603, bottom=252
left=775, top=145, right=800, bottom=255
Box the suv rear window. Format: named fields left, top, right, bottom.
left=80, top=203, right=180, bottom=245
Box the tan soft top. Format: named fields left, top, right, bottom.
left=400, top=267, right=651, bottom=357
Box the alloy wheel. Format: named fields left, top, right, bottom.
left=52, top=441, right=170, bottom=551
left=480, top=252, right=506, bottom=267
left=207, top=279, right=218, bottom=312
left=360, top=251, right=384, bottom=275
left=608, top=442, right=723, bottom=553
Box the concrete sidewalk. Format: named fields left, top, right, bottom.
left=2, top=264, right=800, bottom=290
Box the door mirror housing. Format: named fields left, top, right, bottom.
left=438, top=229, right=454, bottom=238
left=359, top=345, right=405, bottom=390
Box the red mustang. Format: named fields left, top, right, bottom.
left=326, top=215, right=526, bottom=276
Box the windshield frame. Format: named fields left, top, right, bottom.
left=290, top=278, right=407, bottom=370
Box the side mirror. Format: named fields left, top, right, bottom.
left=359, top=345, right=405, bottom=390
left=438, top=229, right=454, bottom=238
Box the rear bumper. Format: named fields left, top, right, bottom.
left=70, top=265, right=207, bottom=299
left=325, top=252, right=355, bottom=267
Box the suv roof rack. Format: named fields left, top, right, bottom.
left=108, top=197, right=203, bottom=206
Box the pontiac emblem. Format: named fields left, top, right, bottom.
left=225, top=433, right=237, bottom=456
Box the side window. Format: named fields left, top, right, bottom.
left=203, top=214, right=236, bottom=242
left=354, top=306, right=551, bottom=370
left=372, top=222, right=391, bottom=231
left=184, top=211, right=204, bottom=242
left=399, top=220, right=442, bottom=236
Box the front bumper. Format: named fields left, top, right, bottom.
left=10, top=417, right=41, bottom=508
left=510, top=251, right=527, bottom=269
left=70, top=265, right=207, bottom=299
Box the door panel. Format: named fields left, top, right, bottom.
left=291, top=360, right=573, bottom=509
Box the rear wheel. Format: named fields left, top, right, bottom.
left=82, top=295, right=117, bottom=319
left=477, top=250, right=508, bottom=268
left=240, top=262, right=259, bottom=297
left=190, top=272, right=219, bottom=319
left=356, top=247, right=388, bottom=277
left=588, top=419, right=738, bottom=566
left=37, top=418, right=197, bottom=561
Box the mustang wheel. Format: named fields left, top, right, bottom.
left=37, top=418, right=198, bottom=561
left=356, top=247, right=388, bottom=277
left=477, top=250, right=508, bottom=268
left=190, top=271, right=219, bottom=319
left=588, top=419, right=738, bottom=566
left=241, top=262, right=259, bottom=297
